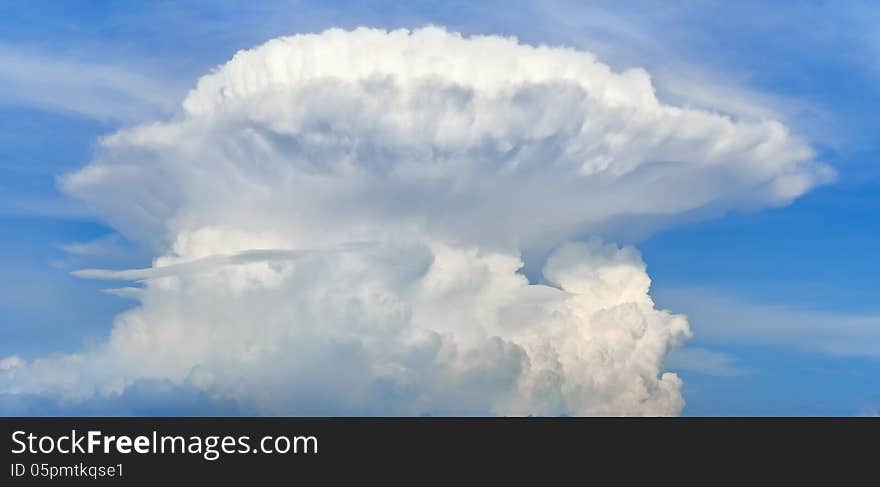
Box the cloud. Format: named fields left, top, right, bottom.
left=665, top=347, right=748, bottom=377
left=59, top=234, right=127, bottom=257
left=654, top=287, right=880, bottom=358
left=0, top=379, right=243, bottom=416
left=0, top=44, right=182, bottom=121
left=527, top=1, right=848, bottom=148
left=4, top=240, right=691, bottom=416
left=2, top=27, right=830, bottom=415
left=52, top=233, right=150, bottom=275
left=0, top=356, right=23, bottom=371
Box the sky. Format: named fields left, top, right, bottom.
left=0, top=1, right=878, bottom=416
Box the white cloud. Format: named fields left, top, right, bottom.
left=60, top=26, right=833, bottom=253
left=665, top=347, right=748, bottom=377
left=527, top=1, right=845, bottom=148
left=1, top=27, right=830, bottom=415
left=0, top=356, right=23, bottom=371
left=0, top=44, right=182, bottom=121
left=5, top=240, right=691, bottom=415
left=59, top=234, right=126, bottom=257
left=655, top=287, right=880, bottom=358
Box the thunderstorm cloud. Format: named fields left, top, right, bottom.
left=1, top=27, right=830, bottom=415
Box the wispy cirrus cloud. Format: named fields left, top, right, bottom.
left=656, top=287, right=880, bottom=358
left=0, top=44, right=183, bottom=121
left=665, top=347, right=748, bottom=377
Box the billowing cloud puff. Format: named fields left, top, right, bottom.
left=6, top=240, right=689, bottom=415
left=1, top=27, right=830, bottom=415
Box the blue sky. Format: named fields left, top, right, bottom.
left=1, top=1, right=878, bottom=415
